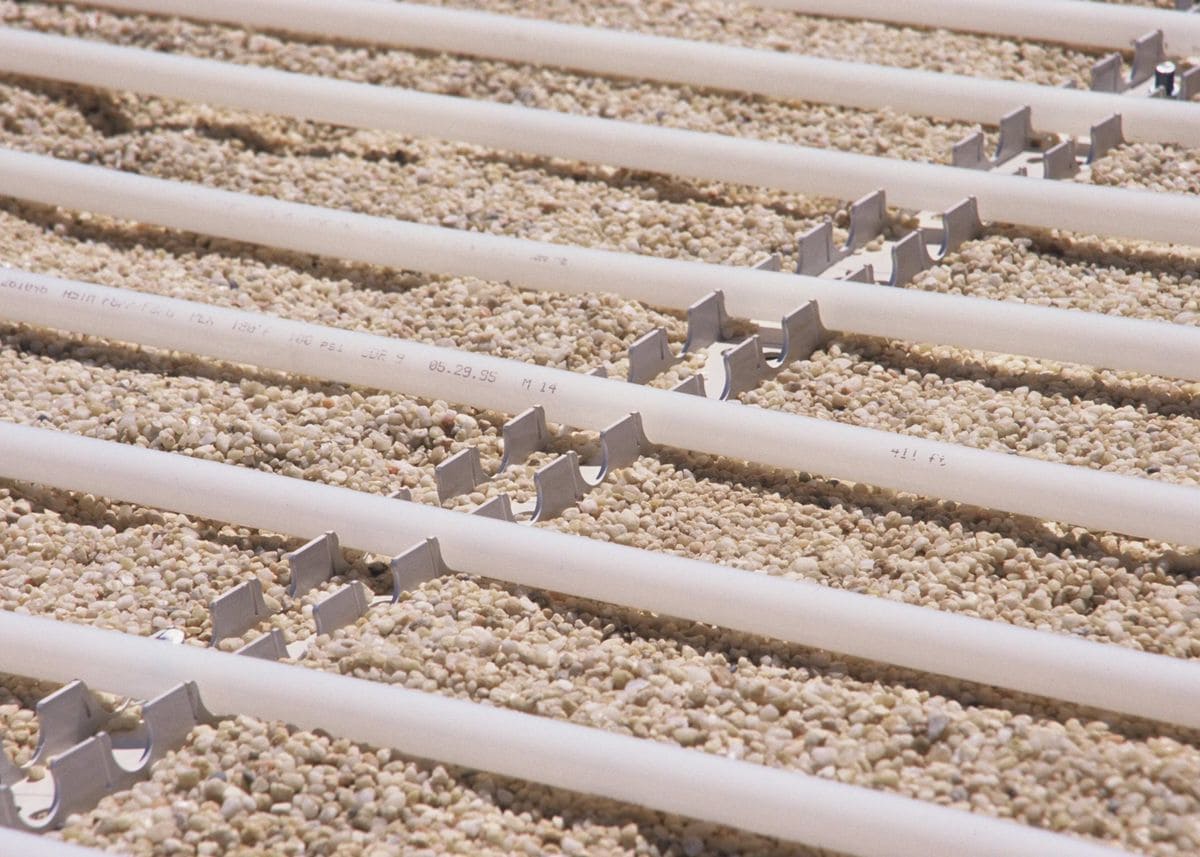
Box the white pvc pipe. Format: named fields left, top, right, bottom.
left=0, top=612, right=1130, bottom=857
left=0, top=829, right=123, bottom=856
left=4, top=421, right=1200, bottom=738
left=1, top=30, right=1199, bottom=246
left=6, top=266, right=1200, bottom=547
left=747, top=0, right=1200, bottom=55
left=47, top=0, right=1200, bottom=145
left=2, top=150, right=1200, bottom=385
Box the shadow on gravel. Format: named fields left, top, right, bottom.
left=839, top=333, right=1200, bottom=423
left=648, top=445, right=1183, bottom=576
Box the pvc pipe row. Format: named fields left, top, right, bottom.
left=44, top=0, right=1200, bottom=145
left=5, top=264, right=1200, bottom=547
left=0, top=828, right=121, bottom=856
left=4, top=419, right=1200, bottom=740
left=1, top=30, right=1199, bottom=246
left=0, top=611, right=1130, bottom=857
left=3, top=149, right=1200, bottom=385
left=746, top=0, right=1200, bottom=56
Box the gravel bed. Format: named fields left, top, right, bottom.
left=0, top=1, right=1197, bottom=855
